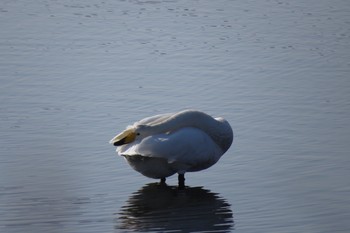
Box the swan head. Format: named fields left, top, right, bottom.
left=109, top=128, right=139, bottom=146
left=109, top=124, right=157, bottom=146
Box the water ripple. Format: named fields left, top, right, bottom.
left=115, top=183, right=234, bottom=232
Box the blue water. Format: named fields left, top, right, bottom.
left=1, top=0, right=350, bottom=232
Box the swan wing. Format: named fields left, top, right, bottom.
left=118, top=127, right=223, bottom=172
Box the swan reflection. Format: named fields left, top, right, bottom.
left=116, top=183, right=234, bottom=232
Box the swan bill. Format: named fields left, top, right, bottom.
left=110, top=129, right=136, bottom=146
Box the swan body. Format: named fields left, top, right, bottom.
left=109, top=109, right=233, bottom=188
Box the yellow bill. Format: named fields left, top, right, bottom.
left=109, top=128, right=136, bottom=146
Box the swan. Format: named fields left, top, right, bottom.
left=109, top=109, right=233, bottom=188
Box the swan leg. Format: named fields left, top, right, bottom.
left=178, top=173, right=185, bottom=189
left=160, top=177, right=166, bottom=185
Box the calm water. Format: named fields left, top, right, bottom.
left=1, top=0, right=350, bottom=232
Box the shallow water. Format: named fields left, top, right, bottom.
left=117, top=184, right=233, bottom=232
left=1, top=0, right=350, bottom=232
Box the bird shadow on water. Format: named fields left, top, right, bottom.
left=115, top=183, right=234, bottom=232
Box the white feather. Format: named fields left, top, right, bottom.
left=111, top=110, right=233, bottom=179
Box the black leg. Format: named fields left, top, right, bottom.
left=160, top=177, right=166, bottom=185
left=178, top=173, right=185, bottom=189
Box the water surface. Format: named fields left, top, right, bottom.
left=1, top=0, right=350, bottom=232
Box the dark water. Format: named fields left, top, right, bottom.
left=1, top=0, right=350, bottom=232
left=117, top=184, right=233, bottom=232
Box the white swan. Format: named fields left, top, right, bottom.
left=109, top=109, right=233, bottom=188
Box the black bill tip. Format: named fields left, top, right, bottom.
left=113, top=137, right=126, bottom=146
